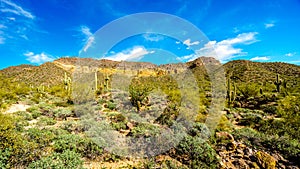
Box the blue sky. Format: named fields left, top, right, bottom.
left=0, top=0, right=300, bottom=69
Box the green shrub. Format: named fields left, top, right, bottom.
left=37, top=117, right=57, bottom=126
left=130, top=122, right=161, bottom=138
left=107, top=101, right=117, bottom=110
left=54, top=108, right=73, bottom=120
left=239, top=112, right=263, bottom=127
left=26, top=128, right=55, bottom=148
left=62, top=121, right=84, bottom=133
left=31, top=110, right=42, bottom=119
left=174, top=135, right=219, bottom=168
left=28, top=150, right=84, bottom=169
left=15, top=111, right=33, bottom=120
left=0, top=148, right=11, bottom=169
left=53, top=134, right=103, bottom=159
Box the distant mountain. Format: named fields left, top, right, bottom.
left=224, top=60, right=300, bottom=84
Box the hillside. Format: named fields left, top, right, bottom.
left=0, top=57, right=300, bottom=169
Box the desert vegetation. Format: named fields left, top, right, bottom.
left=0, top=57, right=299, bottom=168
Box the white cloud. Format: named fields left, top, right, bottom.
left=0, top=0, right=35, bottom=19
left=24, top=52, right=55, bottom=64
left=7, top=17, right=15, bottom=21
left=143, top=33, right=164, bottom=42
left=181, top=32, right=258, bottom=62
left=83, top=36, right=94, bottom=52
left=80, top=25, right=93, bottom=37
left=264, top=23, right=275, bottom=29
left=0, top=24, right=6, bottom=29
left=79, top=25, right=95, bottom=52
left=183, top=39, right=200, bottom=47
left=176, top=54, right=195, bottom=61
left=250, top=56, right=270, bottom=61
left=285, top=52, right=296, bottom=57
left=103, top=46, right=154, bottom=61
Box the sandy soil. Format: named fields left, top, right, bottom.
left=4, top=103, right=31, bottom=114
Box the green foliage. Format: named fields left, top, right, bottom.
left=62, top=121, right=84, bottom=133
left=237, top=82, right=260, bottom=99
left=155, top=103, right=179, bottom=126
left=0, top=148, right=11, bottom=169
left=15, top=111, right=33, bottom=121
left=106, top=101, right=117, bottom=110
left=53, top=133, right=103, bottom=159
left=54, top=107, right=74, bottom=120
left=239, top=112, right=263, bottom=128
left=174, top=135, right=220, bottom=168
left=28, top=150, right=84, bottom=169
left=37, top=116, right=57, bottom=126
left=130, top=122, right=161, bottom=138
left=129, top=78, right=153, bottom=112
left=233, top=128, right=300, bottom=164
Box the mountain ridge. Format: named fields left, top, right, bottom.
left=1, top=57, right=299, bottom=87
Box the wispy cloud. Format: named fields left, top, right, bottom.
left=183, top=39, right=200, bottom=47
left=0, top=0, right=41, bottom=45
left=285, top=52, right=296, bottom=57
left=0, top=0, right=35, bottom=19
left=24, top=51, right=55, bottom=64
left=264, top=23, right=275, bottom=29
left=0, top=36, right=4, bottom=44
left=78, top=25, right=95, bottom=52
left=143, top=33, right=164, bottom=42
left=80, top=25, right=93, bottom=37
left=103, top=46, right=154, bottom=61
left=250, top=56, right=270, bottom=61
left=0, top=24, right=7, bottom=29
left=178, top=32, right=258, bottom=62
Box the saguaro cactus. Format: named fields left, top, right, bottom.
left=227, top=76, right=236, bottom=106
left=64, top=72, right=72, bottom=96
left=274, top=74, right=282, bottom=93
left=95, top=71, right=98, bottom=91
left=104, top=74, right=110, bottom=91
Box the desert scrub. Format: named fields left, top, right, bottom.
left=37, top=117, right=57, bottom=126
left=15, top=111, right=33, bottom=121
left=28, top=150, right=84, bottom=169
left=53, top=133, right=103, bottom=159
left=54, top=107, right=73, bottom=120
left=129, top=122, right=161, bottom=138
left=62, top=121, right=84, bottom=133
left=0, top=148, right=11, bottom=169
left=174, top=135, right=220, bottom=168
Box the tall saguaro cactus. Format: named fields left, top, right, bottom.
left=95, top=71, right=98, bottom=91
left=274, top=74, right=282, bottom=93
left=227, top=76, right=236, bottom=107
left=104, top=74, right=110, bottom=91
left=64, top=72, right=72, bottom=97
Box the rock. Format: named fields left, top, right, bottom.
left=248, top=162, right=260, bottom=169
left=255, top=151, right=276, bottom=169
left=236, top=148, right=244, bottom=155
left=244, top=147, right=253, bottom=156
left=232, top=159, right=249, bottom=169
left=126, top=122, right=134, bottom=130
left=216, top=132, right=235, bottom=142
left=221, top=160, right=236, bottom=169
